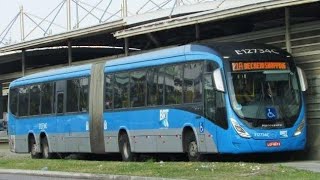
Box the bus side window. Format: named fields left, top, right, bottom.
left=130, top=70, right=146, bottom=107
left=204, top=73, right=216, bottom=121
left=105, top=74, right=113, bottom=110
left=147, top=68, right=164, bottom=106
left=18, top=86, right=29, bottom=117
left=67, top=79, right=80, bottom=112
left=57, top=93, right=64, bottom=114
left=30, top=85, right=41, bottom=116
left=56, top=80, right=66, bottom=114
left=9, top=88, right=18, bottom=116
left=79, top=77, right=89, bottom=112
left=114, top=72, right=129, bottom=109
left=41, top=82, right=54, bottom=115
left=164, top=64, right=183, bottom=105
left=184, top=62, right=203, bottom=103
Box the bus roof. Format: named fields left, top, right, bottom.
left=10, top=64, right=92, bottom=88
left=104, top=44, right=217, bottom=72
left=10, top=42, right=290, bottom=88
left=10, top=44, right=218, bottom=88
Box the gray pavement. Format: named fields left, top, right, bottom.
left=0, top=131, right=7, bottom=143
left=0, top=173, right=89, bottom=180
left=281, top=161, right=320, bottom=173
left=0, top=169, right=172, bottom=180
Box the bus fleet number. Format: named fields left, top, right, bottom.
left=235, top=49, right=279, bottom=55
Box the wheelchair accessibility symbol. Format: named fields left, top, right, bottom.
left=199, top=122, right=204, bottom=133
left=266, top=108, right=277, bottom=120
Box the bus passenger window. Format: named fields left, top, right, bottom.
left=114, top=72, right=129, bottom=109
left=18, top=87, right=29, bottom=117
left=164, top=65, right=183, bottom=105
left=57, top=93, right=64, bottom=114
left=105, top=74, right=113, bottom=110
left=30, top=85, right=41, bottom=116
left=204, top=73, right=216, bottom=121
left=184, top=62, right=203, bottom=103
left=147, top=68, right=164, bottom=106
left=67, top=79, right=80, bottom=112
left=130, top=70, right=146, bottom=107
left=9, top=88, right=18, bottom=116
left=41, top=83, right=54, bottom=114
left=79, top=78, right=89, bottom=112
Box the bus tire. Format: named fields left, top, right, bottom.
left=119, top=133, right=135, bottom=161
left=41, top=137, right=53, bottom=159
left=186, top=133, right=203, bottom=161
left=30, top=138, right=42, bottom=159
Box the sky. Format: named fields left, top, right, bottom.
left=0, top=0, right=64, bottom=43
left=0, top=0, right=200, bottom=45
left=0, top=0, right=126, bottom=44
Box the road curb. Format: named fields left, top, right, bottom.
left=0, top=169, right=174, bottom=180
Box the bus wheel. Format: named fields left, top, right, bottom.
left=186, top=133, right=202, bottom=161
left=41, top=137, right=53, bottom=159
left=30, top=138, right=42, bottom=159
left=119, top=133, right=135, bottom=161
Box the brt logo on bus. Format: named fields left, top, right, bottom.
left=160, top=109, right=169, bottom=128
left=38, top=123, right=48, bottom=130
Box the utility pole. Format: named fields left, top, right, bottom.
left=20, top=6, right=25, bottom=41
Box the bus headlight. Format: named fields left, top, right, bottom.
left=230, top=118, right=251, bottom=138
left=294, top=119, right=305, bottom=136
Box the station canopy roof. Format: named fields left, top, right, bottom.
left=0, top=0, right=319, bottom=81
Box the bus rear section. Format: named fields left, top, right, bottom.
left=7, top=65, right=91, bottom=157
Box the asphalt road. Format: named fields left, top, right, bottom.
left=0, top=174, right=89, bottom=180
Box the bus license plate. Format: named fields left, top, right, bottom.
left=266, top=141, right=281, bottom=147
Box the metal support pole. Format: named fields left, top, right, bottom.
left=124, top=38, right=129, bottom=56
left=76, top=0, right=79, bottom=28
left=20, top=6, right=25, bottom=41
left=285, top=7, right=292, bottom=53
left=67, top=0, right=72, bottom=31
left=195, top=24, right=200, bottom=41
left=22, top=50, right=26, bottom=76
left=68, top=40, right=72, bottom=65
left=122, top=0, right=128, bottom=18
left=0, top=83, right=3, bottom=119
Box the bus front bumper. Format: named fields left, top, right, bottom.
left=224, top=134, right=306, bottom=154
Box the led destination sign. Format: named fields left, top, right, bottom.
left=231, top=62, right=288, bottom=72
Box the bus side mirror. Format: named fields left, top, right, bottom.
left=297, top=66, right=308, bottom=92
left=213, top=68, right=225, bottom=92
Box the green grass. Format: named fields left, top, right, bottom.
left=0, top=157, right=320, bottom=179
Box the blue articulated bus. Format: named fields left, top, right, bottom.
left=8, top=42, right=308, bottom=161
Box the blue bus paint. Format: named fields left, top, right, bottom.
left=8, top=43, right=307, bottom=160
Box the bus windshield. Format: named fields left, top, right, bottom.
left=228, top=69, right=301, bottom=128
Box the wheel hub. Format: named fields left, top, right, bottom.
left=189, top=141, right=198, bottom=157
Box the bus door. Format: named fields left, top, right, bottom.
left=55, top=80, right=67, bottom=152
left=203, top=72, right=218, bottom=149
